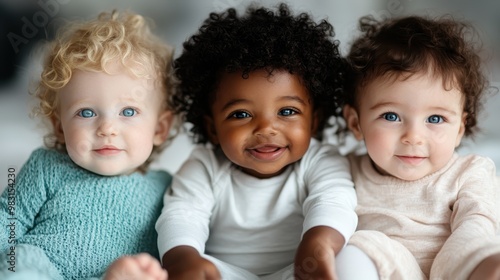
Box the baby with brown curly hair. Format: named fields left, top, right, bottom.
left=341, top=15, right=500, bottom=280
left=0, top=10, right=175, bottom=280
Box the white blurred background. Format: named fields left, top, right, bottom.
left=1, top=0, right=499, bottom=192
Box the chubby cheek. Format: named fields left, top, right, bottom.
left=218, top=129, right=246, bottom=161
left=364, top=129, right=394, bottom=163
left=430, top=128, right=452, bottom=146
left=129, top=132, right=155, bottom=157
left=64, top=136, right=92, bottom=169
left=62, top=125, right=93, bottom=157
left=365, top=143, right=386, bottom=165
left=363, top=128, right=389, bottom=149
left=428, top=136, right=456, bottom=166
left=287, top=126, right=311, bottom=152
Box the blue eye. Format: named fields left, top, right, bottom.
left=229, top=111, right=250, bottom=119
left=121, top=108, right=136, bottom=117
left=279, top=108, right=297, bottom=116
left=427, top=115, right=443, bottom=124
left=78, top=109, right=96, bottom=118
left=382, top=112, right=399, bottom=122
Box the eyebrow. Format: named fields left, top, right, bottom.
left=368, top=102, right=396, bottom=111
left=369, top=102, right=459, bottom=116
left=428, top=106, right=459, bottom=116
left=221, top=95, right=307, bottom=111
left=221, top=98, right=248, bottom=111
left=279, top=95, right=307, bottom=106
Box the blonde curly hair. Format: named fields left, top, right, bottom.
left=33, top=10, right=176, bottom=171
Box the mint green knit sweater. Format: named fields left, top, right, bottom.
left=0, top=148, right=171, bottom=279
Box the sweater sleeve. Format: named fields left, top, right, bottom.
left=300, top=142, right=358, bottom=244
left=0, top=149, right=50, bottom=253
left=430, top=156, right=500, bottom=280
left=155, top=146, right=216, bottom=259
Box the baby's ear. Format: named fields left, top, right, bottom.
left=204, top=115, right=219, bottom=145
left=455, top=112, right=467, bottom=147
left=343, top=105, right=364, bottom=141
left=50, top=114, right=65, bottom=144
left=153, top=110, right=174, bottom=146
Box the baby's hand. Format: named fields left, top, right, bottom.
left=294, top=226, right=344, bottom=280
left=162, top=246, right=221, bottom=280
left=104, top=253, right=168, bottom=280
left=469, top=252, right=500, bottom=280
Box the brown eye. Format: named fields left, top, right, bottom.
left=229, top=111, right=251, bottom=119
left=279, top=108, right=297, bottom=116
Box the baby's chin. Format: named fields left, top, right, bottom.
left=84, top=167, right=136, bottom=177
left=373, top=163, right=431, bottom=181
left=71, top=158, right=139, bottom=177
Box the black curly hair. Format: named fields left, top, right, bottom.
left=172, top=3, right=346, bottom=143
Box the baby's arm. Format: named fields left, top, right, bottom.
left=430, top=157, right=500, bottom=279
left=156, top=148, right=220, bottom=279
left=162, top=246, right=220, bottom=280
left=0, top=150, right=49, bottom=252
left=294, top=226, right=345, bottom=279
left=296, top=143, right=357, bottom=279
left=104, top=253, right=168, bottom=280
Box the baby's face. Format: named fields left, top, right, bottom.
left=205, top=69, right=317, bottom=178
left=54, top=68, right=170, bottom=176
left=347, top=72, right=466, bottom=181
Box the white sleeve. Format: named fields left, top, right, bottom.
left=301, top=141, right=358, bottom=244
left=155, top=146, right=216, bottom=259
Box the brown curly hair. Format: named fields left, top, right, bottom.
left=32, top=10, right=176, bottom=170
left=345, top=15, right=489, bottom=137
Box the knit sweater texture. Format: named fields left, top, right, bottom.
left=0, top=148, right=171, bottom=279
left=348, top=153, right=500, bottom=280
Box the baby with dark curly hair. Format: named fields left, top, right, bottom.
left=155, top=3, right=378, bottom=280
left=341, top=15, right=500, bottom=280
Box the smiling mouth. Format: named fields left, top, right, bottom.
left=397, top=155, right=426, bottom=165
left=247, top=145, right=286, bottom=161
